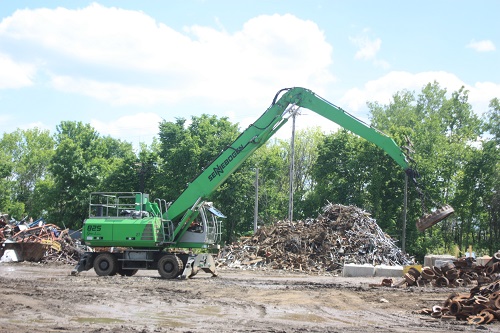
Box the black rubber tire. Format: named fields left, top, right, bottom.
left=93, top=253, right=118, bottom=276
left=158, top=255, right=184, bottom=279
left=118, top=268, right=139, bottom=277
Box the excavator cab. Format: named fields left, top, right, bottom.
left=176, top=201, right=224, bottom=247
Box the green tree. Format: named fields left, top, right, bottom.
left=363, top=142, right=406, bottom=234
left=47, top=121, right=135, bottom=229
left=368, top=82, right=483, bottom=258
left=484, top=98, right=500, bottom=143
left=479, top=99, right=500, bottom=252
left=311, top=130, right=370, bottom=209
left=285, top=127, right=323, bottom=219
left=99, top=137, right=144, bottom=193
left=210, top=161, right=256, bottom=243
left=158, top=115, right=239, bottom=200
left=157, top=114, right=243, bottom=242
left=0, top=128, right=54, bottom=219
left=251, top=141, right=289, bottom=225
left=0, top=148, right=14, bottom=214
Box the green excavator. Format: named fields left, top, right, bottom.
left=72, top=87, right=453, bottom=279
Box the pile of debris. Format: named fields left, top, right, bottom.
left=1, top=213, right=83, bottom=265
left=217, top=203, right=412, bottom=274
left=399, top=259, right=490, bottom=288
left=417, top=252, right=500, bottom=325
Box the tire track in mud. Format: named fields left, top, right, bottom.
left=200, top=275, right=474, bottom=332
left=0, top=264, right=488, bottom=332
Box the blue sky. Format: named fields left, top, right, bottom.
left=1, top=0, right=499, bottom=149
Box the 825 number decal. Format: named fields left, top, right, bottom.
left=87, top=225, right=102, bottom=232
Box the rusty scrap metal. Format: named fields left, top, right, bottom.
left=392, top=253, right=500, bottom=290
left=416, top=252, right=500, bottom=325
left=419, top=279, right=500, bottom=325
left=217, top=203, right=412, bottom=274
left=416, top=205, right=455, bottom=232
left=1, top=215, right=83, bottom=265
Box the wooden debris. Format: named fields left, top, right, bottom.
left=217, top=203, right=412, bottom=274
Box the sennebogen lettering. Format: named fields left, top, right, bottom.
left=208, top=145, right=244, bottom=181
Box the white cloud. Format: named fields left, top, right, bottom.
left=351, top=35, right=381, bottom=60
left=341, top=71, right=499, bottom=117
left=0, top=53, right=36, bottom=89
left=91, top=112, right=162, bottom=137
left=466, top=39, right=496, bottom=52
left=0, top=114, right=14, bottom=136
left=20, top=121, right=51, bottom=131
left=349, top=30, right=388, bottom=69
left=467, top=81, right=500, bottom=115
left=373, top=59, right=390, bottom=70
left=0, top=5, right=334, bottom=106
left=0, top=4, right=185, bottom=69
left=50, top=75, right=183, bottom=106
left=90, top=112, right=163, bottom=146
left=0, top=114, right=11, bottom=124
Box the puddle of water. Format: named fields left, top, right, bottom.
left=197, top=305, right=222, bottom=316
left=157, top=319, right=187, bottom=328
left=137, top=311, right=182, bottom=320
left=32, top=319, right=56, bottom=324
left=279, top=313, right=327, bottom=323
left=137, top=311, right=187, bottom=327
left=72, top=317, right=125, bottom=324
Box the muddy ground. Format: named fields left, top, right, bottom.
left=0, top=262, right=498, bottom=333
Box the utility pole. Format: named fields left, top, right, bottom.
left=288, top=112, right=297, bottom=223
left=403, top=173, right=408, bottom=253
left=254, top=168, right=259, bottom=233
left=402, top=135, right=414, bottom=254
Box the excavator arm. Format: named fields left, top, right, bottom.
left=276, top=87, right=410, bottom=169
left=167, top=87, right=452, bottom=231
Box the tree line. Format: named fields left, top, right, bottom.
left=1, top=82, right=498, bottom=261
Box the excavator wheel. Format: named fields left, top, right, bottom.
left=158, top=255, right=184, bottom=279
left=416, top=205, right=455, bottom=232
left=94, top=253, right=119, bottom=276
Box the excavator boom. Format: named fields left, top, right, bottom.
left=168, top=87, right=452, bottom=231
left=167, top=87, right=408, bottom=221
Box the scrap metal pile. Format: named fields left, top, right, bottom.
left=417, top=252, right=500, bottom=325
left=399, top=259, right=492, bottom=288
left=217, top=203, right=412, bottom=274
left=0, top=213, right=83, bottom=265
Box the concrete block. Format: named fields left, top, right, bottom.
left=0, top=249, right=20, bottom=262
left=435, top=259, right=455, bottom=268
left=342, top=263, right=375, bottom=277
left=424, top=254, right=456, bottom=267
left=374, top=265, right=403, bottom=277
left=476, top=256, right=492, bottom=266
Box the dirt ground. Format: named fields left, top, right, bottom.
left=0, top=262, right=498, bottom=333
